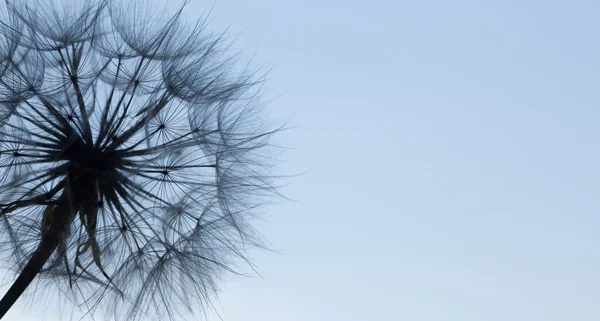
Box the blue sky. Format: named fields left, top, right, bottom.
left=7, top=0, right=600, bottom=320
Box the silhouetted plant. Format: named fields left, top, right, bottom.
left=0, top=0, right=279, bottom=319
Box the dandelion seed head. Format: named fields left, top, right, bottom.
left=0, top=0, right=279, bottom=320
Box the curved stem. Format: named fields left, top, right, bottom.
left=0, top=188, right=78, bottom=319
left=0, top=234, right=60, bottom=319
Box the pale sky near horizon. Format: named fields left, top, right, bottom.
left=5, top=0, right=600, bottom=321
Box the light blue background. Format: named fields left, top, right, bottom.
left=7, top=0, right=600, bottom=320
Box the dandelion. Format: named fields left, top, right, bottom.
left=0, top=0, right=279, bottom=319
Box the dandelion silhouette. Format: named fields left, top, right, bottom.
left=0, top=0, right=278, bottom=319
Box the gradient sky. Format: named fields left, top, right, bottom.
left=6, top=0, right=600, bottom=320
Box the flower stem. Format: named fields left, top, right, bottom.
left=0, top=232, right=61, bottom=319
left=0, top=190, right=78, bottom=319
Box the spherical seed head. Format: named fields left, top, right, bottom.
left=0, top=0, right=280, bottom=320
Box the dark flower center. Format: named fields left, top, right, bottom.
left=61, top=135, right=121, bottom=173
